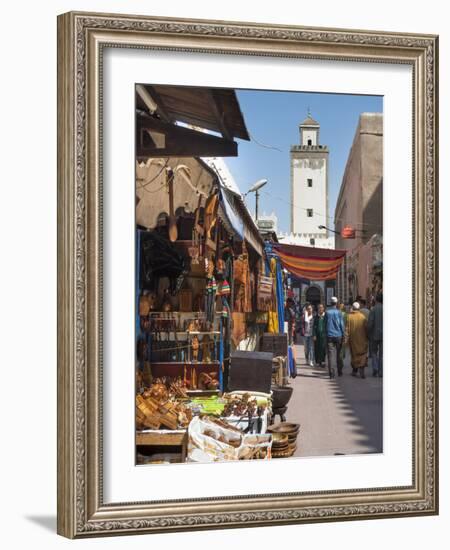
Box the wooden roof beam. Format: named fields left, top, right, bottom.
left=140, top=85, right=172, bottom=123
left=208, top=90, right=233, bottom=141
left=136, top=116, right=237, bottom=158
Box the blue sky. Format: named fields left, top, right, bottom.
left=226, top=89, right=383, bottom=233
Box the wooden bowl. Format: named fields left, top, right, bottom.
left=268, top=422, right=300, bottom=435
left=271, top=432, right=289, bottom=446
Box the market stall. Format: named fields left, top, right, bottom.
left=135, top=155, right=279, bottom=461
left=134, top=85, right=299, bottom=464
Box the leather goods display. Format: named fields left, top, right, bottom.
left=203, top=192, right=219, bottom=251
left=233, top=246, right=252, bottom=313
left=256, top=275, right=273, bottom=311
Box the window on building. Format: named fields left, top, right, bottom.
left=307, top=139, right=312, bottom=145
left=307, top=209, right=313, bottom=217
left=310, top=238, right=315, bottom=246
left=307, top=178, right=313, bottom=188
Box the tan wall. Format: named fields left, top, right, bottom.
left=334, top=131, right=363, bottom=253
left=334, top=113, right=383, bottom=303
left=335, top=113, right=382, bottom=246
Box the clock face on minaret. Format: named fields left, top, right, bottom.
left=290, top=114, right=329, bottom=237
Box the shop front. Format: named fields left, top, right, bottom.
left=134, top=85, right=299, bottom=464
left=135, top=169, right=298, bottom=463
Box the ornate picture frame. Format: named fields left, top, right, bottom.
left=57, top=11, right=438, bottom=538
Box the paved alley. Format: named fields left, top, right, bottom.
left=283, top=343, right=383, bottom=458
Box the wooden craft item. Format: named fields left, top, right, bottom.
left=203, top=194, right=218, bottom=241
left=203, top=194, right=214, bottom=235
left=190, top=366, right=197, bottom=389
left=204, top=193, right=219, bottom=251
left=191, top=335, right=200, bottom=362
left=198, top=372, right=219, bottom=390
left=187, top=319, right=200, bottom=332
left=194, top=194, right=204, bottom=236
left=136, top=393, right=179, bottom=430
left=201, top=334, right=212, bottom=363
left=136, top=408, right=147, bottom=430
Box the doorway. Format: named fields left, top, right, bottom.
left=305, top=286, right=321, bottom=306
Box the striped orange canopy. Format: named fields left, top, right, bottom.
left=272, top=243, right=346, bottom=281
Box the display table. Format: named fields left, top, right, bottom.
left=223, top=409, right=269, bottom=434
left=136, top=429, right=188, bottom=461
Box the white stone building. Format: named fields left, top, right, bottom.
left=285, top=114, right=336, bottom=306
left=278, top=231, right=334, bottom=249
left=290, top=115, right=332, bottom=240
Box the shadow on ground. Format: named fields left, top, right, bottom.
left=24, top=515, right=56, bottom=533
left=288, top=340, right=383, bottom=456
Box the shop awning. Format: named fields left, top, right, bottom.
left=272, top=243, right=346, bottom=281
left=219, top=187, right=244, bottom=239
left=218, top=186, right=264, bottom=257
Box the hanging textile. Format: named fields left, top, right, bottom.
left=231, top=312, right=247, bottom=346
left=233, top=244, right=252, bottom=313
left=275, top=257, right=285, bottom=333
left=257, top=274, right=273, bottom=311
left=263, top=243, right=286, bottom=334
left=267, top=258, right=279, bottom=333
left=272, top=243, right=346, bottom=281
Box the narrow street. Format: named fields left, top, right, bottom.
left=284, top=343, right=383, bottom=458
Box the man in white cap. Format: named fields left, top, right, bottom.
left=325, top=296, right=345, bottom=378
left=345, top=301, right=369, bottom=378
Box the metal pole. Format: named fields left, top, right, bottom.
left=255, top=189, right=259, bottom=221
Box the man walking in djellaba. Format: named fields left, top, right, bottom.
left=345, top=301, right=369, bottom=378
left=313, top=303, right=327, bottom=367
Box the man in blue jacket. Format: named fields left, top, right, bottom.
left=325, top=296, right=345, bottom=378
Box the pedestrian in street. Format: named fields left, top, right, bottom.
left=313, top=303, right=327, bottom=367
left=285, top=297, right=296, bottom=346
left=338, top=301, right=347, bottom=365
left=368, top=291, right=383, bottom=377
left=359, top=298, right=370, bottom=319
left=357, top=298, right=371, bottom=369
left=302, top=303, right=315, bottom=367
left=325, top=296, right=345, bottom=378
left=345, top=301, right=369, bottom=379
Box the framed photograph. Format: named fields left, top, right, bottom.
left=57, top=11, right=439, bottom=538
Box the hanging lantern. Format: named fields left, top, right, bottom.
left=341, top=226, right=356, bottom=239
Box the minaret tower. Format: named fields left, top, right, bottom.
left=290, top=112, right=329, bottom=241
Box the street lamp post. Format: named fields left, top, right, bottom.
left=255, top=188, right=261, bottom=221
left=318, top=224, right=340, bottom=235
left=244, top=179, right=268, bottom=221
